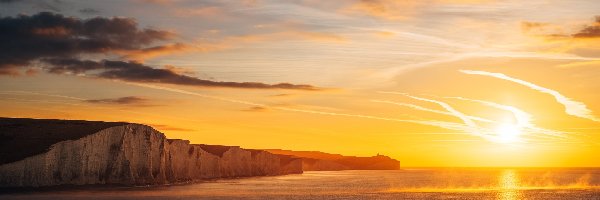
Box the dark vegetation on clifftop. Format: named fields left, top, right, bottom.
left=0, top=117, right=127, bottom=165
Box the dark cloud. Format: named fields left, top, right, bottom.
left=45, top=58, right=319, bottom=90
left=85, top=96, right=151, bottom=105
left=270, top=93, right=293, bottom=97
left=79, top=8, right=100, bottom=15
left=535, top=16, right=600, bottom=39
left=36, top=0, right=62, bottom=12
left=244, top=106, right=269, bottom=112
left=140, top=0, right=174, bottom=5
left=572, top=16, right=600, bottom=38
left=0, top=12, right=319, bottom=90
left=0, top=0, right=62, bottom=13
left=0, top=12, right=172, bottom=71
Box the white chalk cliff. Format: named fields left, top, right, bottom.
left=0, top=124, right=302, bottom=187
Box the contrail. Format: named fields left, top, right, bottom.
left=446, top=96, right=566, bottom=138
left=377, top=91, right=489, bottom=139
left=371, top=99, right=495, bottom=123
left=460, top=70, right=599, bottom=122
left=377, top=91, right=569, bottom=143
left=378, top=92, right=576, bottom=143
left=0, top=91, right=86, bottom=100
left=445, top=96, right=533, bottom=127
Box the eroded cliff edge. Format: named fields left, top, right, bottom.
left=0, top=118, right=302, bottom=187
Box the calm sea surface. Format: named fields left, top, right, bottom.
left=2, top=168, right=600, bottom=199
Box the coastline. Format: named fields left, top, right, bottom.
left=0, top=118, right=399, bottom=188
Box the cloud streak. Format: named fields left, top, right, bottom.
left=371, top=99, right=494, bottom=123
left=45, top=58, right=319, bottom=90
left=446, top=96, right=566, bottom=138
left=447, top=96, right=533, bottom=127
left=85, top=96, right=153, bottom=106
left=0, top=90, right=216, bottom=124
left=333, top=0, right=494, bottom=21
left=127, top=82, right=487, bottom=136
left=377, top=91, right=571, bottom=143
left=460, top=70, right=599, bottom=122
left=378, top=91, right=488, bottom=139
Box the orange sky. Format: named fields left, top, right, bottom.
left=1, top=0, right=600, bottom=167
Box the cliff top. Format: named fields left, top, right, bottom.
left=264, top=149, right=345, bottom=160
left=197, top=144, right=239, bottom=157
left=0, top=117, right=127, bottom=165
left=264, top=149, right=400, bottom=170
left=277, top=154, right=302, bottom=166
left=264, top=149, right=396, bottom=161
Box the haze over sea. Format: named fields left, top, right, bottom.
left=2, top=168, right=599, bottom=200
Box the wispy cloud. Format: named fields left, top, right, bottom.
left=371, top=99, right=494, bottom=123
left=0, top=90, right=209, bottom=124
left=45, top=58, right=319, bottom=90
left=341, top=0, right=421, bottom=21
left=127, top=82, right=486, bottom=136
left=243, top=106, right=269, bottom=112
left=377, top=91, right=488, bottom=139
left=85, top=96, right=157, bottom=107
left=460, top=70, right=599, bottom=122
left=377, top=91, right=574, bottom=143
left=446, top=96, right=533, bottom=127
left=446, top=96, right=566, bottom=138
left=521, top=16, right=600, bottom=59
left=370, top=51, right=596, bottom=85
left=337, top=0, right=495, bottom=21
left=557, top=60, right=600, bottom=68
left=0, top=90, right=86, bottom=101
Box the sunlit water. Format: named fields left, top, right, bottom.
left=2, top=168, right=600, bottom=199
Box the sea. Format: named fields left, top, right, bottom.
left=2, top=168, right=600, bottom=199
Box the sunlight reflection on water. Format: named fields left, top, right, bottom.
left=498, top=169, right=520, bottom=200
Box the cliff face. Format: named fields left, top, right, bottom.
left=198, top=145, right=252, bottom=178
left=335, top=155, right=400, bottom=170
left=247, top=150, right=284, bottom=176
left=0, top=123, right=297, bottom=188
left=302, top=158, right=350, bottom=171
left=277, top=155, right=303, bottom=175
left=0, top=125, right=161, bottom=187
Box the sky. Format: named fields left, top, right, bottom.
left=1, top=0, right=600, bottom=167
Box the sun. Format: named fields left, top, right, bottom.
left=493, top=123, right=522, bottom=143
